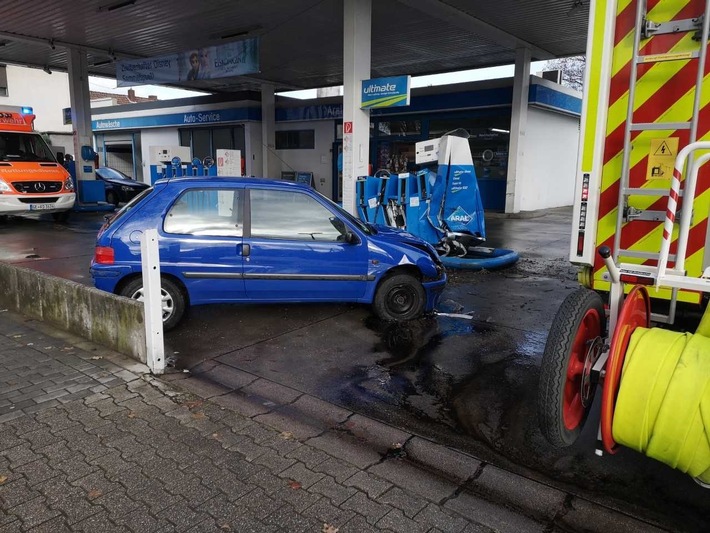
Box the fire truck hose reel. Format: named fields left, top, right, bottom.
left=612, top=327, right=710, bottom=484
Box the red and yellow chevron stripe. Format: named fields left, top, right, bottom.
left=593, top=0, right=709, bottom=303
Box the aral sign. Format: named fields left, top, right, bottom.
left=361, top=76, right=411, bottom=109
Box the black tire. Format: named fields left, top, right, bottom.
left=538, top=288, right=604, bottom=448
left=52, top=211, right=70, bottom=223
left=105, top=190, right=119, bottom=206
left=119, top=276, right=186, bottom=331
left=373, top=273, right=426, bottom=322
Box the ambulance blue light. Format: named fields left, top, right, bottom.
left=21, top=106, right=33, bottom=114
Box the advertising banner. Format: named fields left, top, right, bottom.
left=116, top=38, right=259, bottom=87
left=361, top=75, right=411, bottom=109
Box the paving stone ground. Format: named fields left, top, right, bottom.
left=0, top=310, right=669, bottom=533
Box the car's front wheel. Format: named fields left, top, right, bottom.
left=119, top=276, right=186, bottom=330
left=373, top=273, right=426, bottom=322
left=105, top=190, right=119, bottom=206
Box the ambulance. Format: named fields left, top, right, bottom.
left=0, top=106, right=75, bottom=221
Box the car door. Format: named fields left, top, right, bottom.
left=159, top=186, right=247, bottom=304
left=242, top=187, right=368, bottom=301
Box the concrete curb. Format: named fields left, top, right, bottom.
left=162, top=366, right=672, bottom=533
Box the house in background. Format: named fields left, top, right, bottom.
left=0, top=63, right=157, bottom=172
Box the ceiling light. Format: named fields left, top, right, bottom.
left=99, top=0, right=136, bottom=12
left=43, top=65, right=52, bottom=75
left=567, top=0, right=586, bottom=16
left=91, top=59, right=113, bottom=67
left=489, top=127, right=510, bottom=134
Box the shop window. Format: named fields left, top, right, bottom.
left=192, top=129, right=211, bottom=160
left=275, top=130, right=315, bottom=150
left=212, top=127, right=233, bottom=151
left=429, top=117, right=511, bottom=181
left=179, top=130, right=190, bottom=148
left=178, top=126, right=246, bottom=160
left=376, top=141, right=415, bottom=173
left=377, top=120, right=421, bottom=137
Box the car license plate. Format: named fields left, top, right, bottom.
left=29, top=204, right=55, bottom=211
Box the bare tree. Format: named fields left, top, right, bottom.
left=544, top=56, right=586, bottom=92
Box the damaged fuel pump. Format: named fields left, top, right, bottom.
left=356, top=129, right=518, bottom=270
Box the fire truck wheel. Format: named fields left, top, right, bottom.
left=538, top=288, right=604, bottom=447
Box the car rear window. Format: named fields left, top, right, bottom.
left=104, top=187, right=153, bottom=228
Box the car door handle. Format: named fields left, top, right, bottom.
left=239, top=243, right=250, bottom=257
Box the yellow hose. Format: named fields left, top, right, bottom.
left=612, top=327, right=710, bottom=483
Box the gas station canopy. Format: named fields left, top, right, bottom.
left=0, top=0, right=588, bottom=93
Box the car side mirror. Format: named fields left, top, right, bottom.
left=330, top=216, right=359, bottom=244
left=345, top=231, right=360, bottom=245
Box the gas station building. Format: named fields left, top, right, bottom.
left=91, top=76, right=581, bottom=212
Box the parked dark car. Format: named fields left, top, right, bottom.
left=95, top=167, right=150, bottom=206
left=90, top=177, right=447, bottom=330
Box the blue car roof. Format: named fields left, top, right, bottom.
left=155, top=176, right=312, bottom=190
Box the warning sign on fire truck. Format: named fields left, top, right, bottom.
left=646, top=137, right=679, bottom=181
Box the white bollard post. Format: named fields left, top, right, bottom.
left=140, top=229, right=165, bottom=374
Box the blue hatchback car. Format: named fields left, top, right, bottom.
left=90, top=177, right=447, bottom=330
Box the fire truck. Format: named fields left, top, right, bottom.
left=0, top=106, right=75, bottom=221
left=538, top=0, right=710, bottom=487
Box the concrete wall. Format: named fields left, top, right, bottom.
left=275, top=120, right=335, bottom=198
left=0, top=262, right=147, bottom=362
left=519, top=107, right=579, bottom=211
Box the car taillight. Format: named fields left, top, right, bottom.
left=94, top=246, right=115, bottom=264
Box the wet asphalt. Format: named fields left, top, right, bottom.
left=1, top=210, right=708, bottom=532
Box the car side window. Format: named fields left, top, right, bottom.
left=164, top=188, right=243, bottom=237
left=250, top=189, right=342, bottom=241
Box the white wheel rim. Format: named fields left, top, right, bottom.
left=129, top=286, right=174, bottom=321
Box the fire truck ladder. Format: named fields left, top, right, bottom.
left=614, top=0, right=710, bottom=324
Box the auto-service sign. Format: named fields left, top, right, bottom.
left=361, top=76, right=411, bottom=109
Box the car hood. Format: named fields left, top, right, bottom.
left=368, top=224, right=438, bottom=254
left=99, top=174, right=149, bottom=188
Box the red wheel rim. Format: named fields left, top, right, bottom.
left=563, top=307, right=602, bottom=430
left=601, top=285, right=650, bottom=454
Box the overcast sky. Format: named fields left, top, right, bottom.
left=90, top=60, right=549, bottom=101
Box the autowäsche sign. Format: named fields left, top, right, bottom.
left=361, top=76, right=411, bottom=109
left=116, top=38, right=260, bottom=87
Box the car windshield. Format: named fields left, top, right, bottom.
left=0, top=132, right=56, bottom=163
left=97, top=167, right=132, bottom=180
left=314, top=190, right=372, bottom=235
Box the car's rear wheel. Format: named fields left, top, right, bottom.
left=105, top=190, right=119, bottom=206
left=119, top=276, right=186, bottom=330
left=373, top=273, right=426, bottom=322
